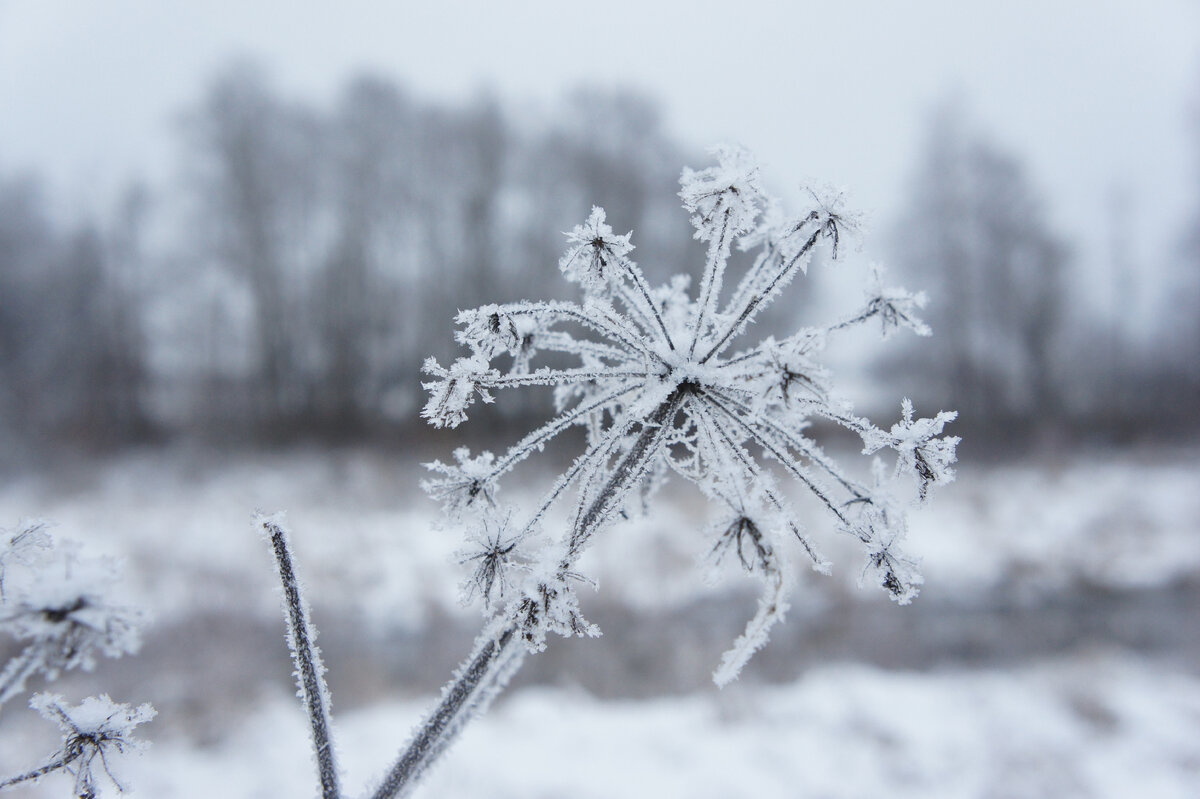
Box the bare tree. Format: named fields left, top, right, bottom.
left=0, top=174, right=55, bottom=438
left=891, top=99, right=1067, bottom=436
left=1176, top=68, right=1200, bottom=399
left=311, top=77, right=419, bottom=433
left=184, top=62, right=328, bottom=430
left=0, top=173, right=152, bottom=446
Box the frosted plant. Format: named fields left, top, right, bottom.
left=0, top=694, right=155, bottom=798
left=257, top=513, right=340, bottom=799
left=0, top=522, right=152, bottom=798
left=261, top=146, right=958, bottom=799
left=0, top=532, right=143, bottom=707
left=453, top=510, right=543, bottom=611
left=413, top=144, right=958, bottom=774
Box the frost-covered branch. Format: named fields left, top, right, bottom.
left=560, top=206, right=678, bottom=351
left=826, top=264, right=932, bottom=339
left=374, top=399, right=683, bottom=797
left=682, top=145, right=763, bottom=359
left=707, top=513, right=789, bottom=686
left=686, top=396, right=829, bottom=574
left=702, top=188, right=856, bottom=364
left=702, top=389, right=850, bottom=526
left=0, top=644, right=42, bottom=708
left=370, top=627, right=525, bottom=799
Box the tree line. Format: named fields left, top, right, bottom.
left=1, top=64, right=1197, bottom=451
left=887, top=97, right=1200, bottom=444
left=1, top=63, right=702, bottom=447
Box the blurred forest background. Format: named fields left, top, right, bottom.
left=3, top=60, right=1198, bottom=458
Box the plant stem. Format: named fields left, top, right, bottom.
left=372, top=389, right=686, bottom=799
left=0, top=643, right=40, bottom=708
left=261, top=517, right=341, bottom=799
left=567, top=388, right=685, bottom=559
left=0, top=755, right=72, bottom=791
left=370, top=627, right=524, bottom=799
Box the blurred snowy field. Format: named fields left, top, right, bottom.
left=129, top=655, right=1200, bottom=799
left=1, top=444, right=1198, bottom=797
left=2, top=444, right=1196, bottom=622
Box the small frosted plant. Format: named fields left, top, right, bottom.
left=0, top=521, right=152, bottom=798
left=262, top=146, right=959, bottom=799
left=0, top=694, right=155, bottom=798
left=0, top=528, right=143, bottom=708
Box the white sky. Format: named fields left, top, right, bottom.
left=1, top=1, right=1197, bottom=283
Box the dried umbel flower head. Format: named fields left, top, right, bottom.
left=422, top=145, right=959, bottom=683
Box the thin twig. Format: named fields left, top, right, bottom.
left=372, top=390, right=686, bottom=799
left=0, top=643, right=41, bottom=708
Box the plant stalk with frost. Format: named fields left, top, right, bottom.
left=259, top=514, right=340, bottom=799
left=263, top=146, right=959, bottom=799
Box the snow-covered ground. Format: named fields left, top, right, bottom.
left=1, top=444, right=1197, bottom=797
left=129, top=654, right=1200, bottom=799
left=7, top=652, right=1200, bottom=798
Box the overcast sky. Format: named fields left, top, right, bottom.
left=2, top=1, right=1197, bottom=283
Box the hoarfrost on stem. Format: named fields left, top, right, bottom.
left=257, top=513, right=341, bottom=799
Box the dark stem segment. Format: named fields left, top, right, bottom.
left=372, top=389, right=686, bottom=799
left=0, top=756, right=72, bottom=792
left=700, top=226, right=822, bottom=364
left=567, top=387, right=686, bottom=559
left=370, top=628, right=523, bottom=799
left=622, top=264, right=676, bottom=351
left=260, top=517, right=341, bottom=799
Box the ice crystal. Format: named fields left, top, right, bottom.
left=863, top=398, right=960, bottom=501
left=455, top=512, right=543, bottom=612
